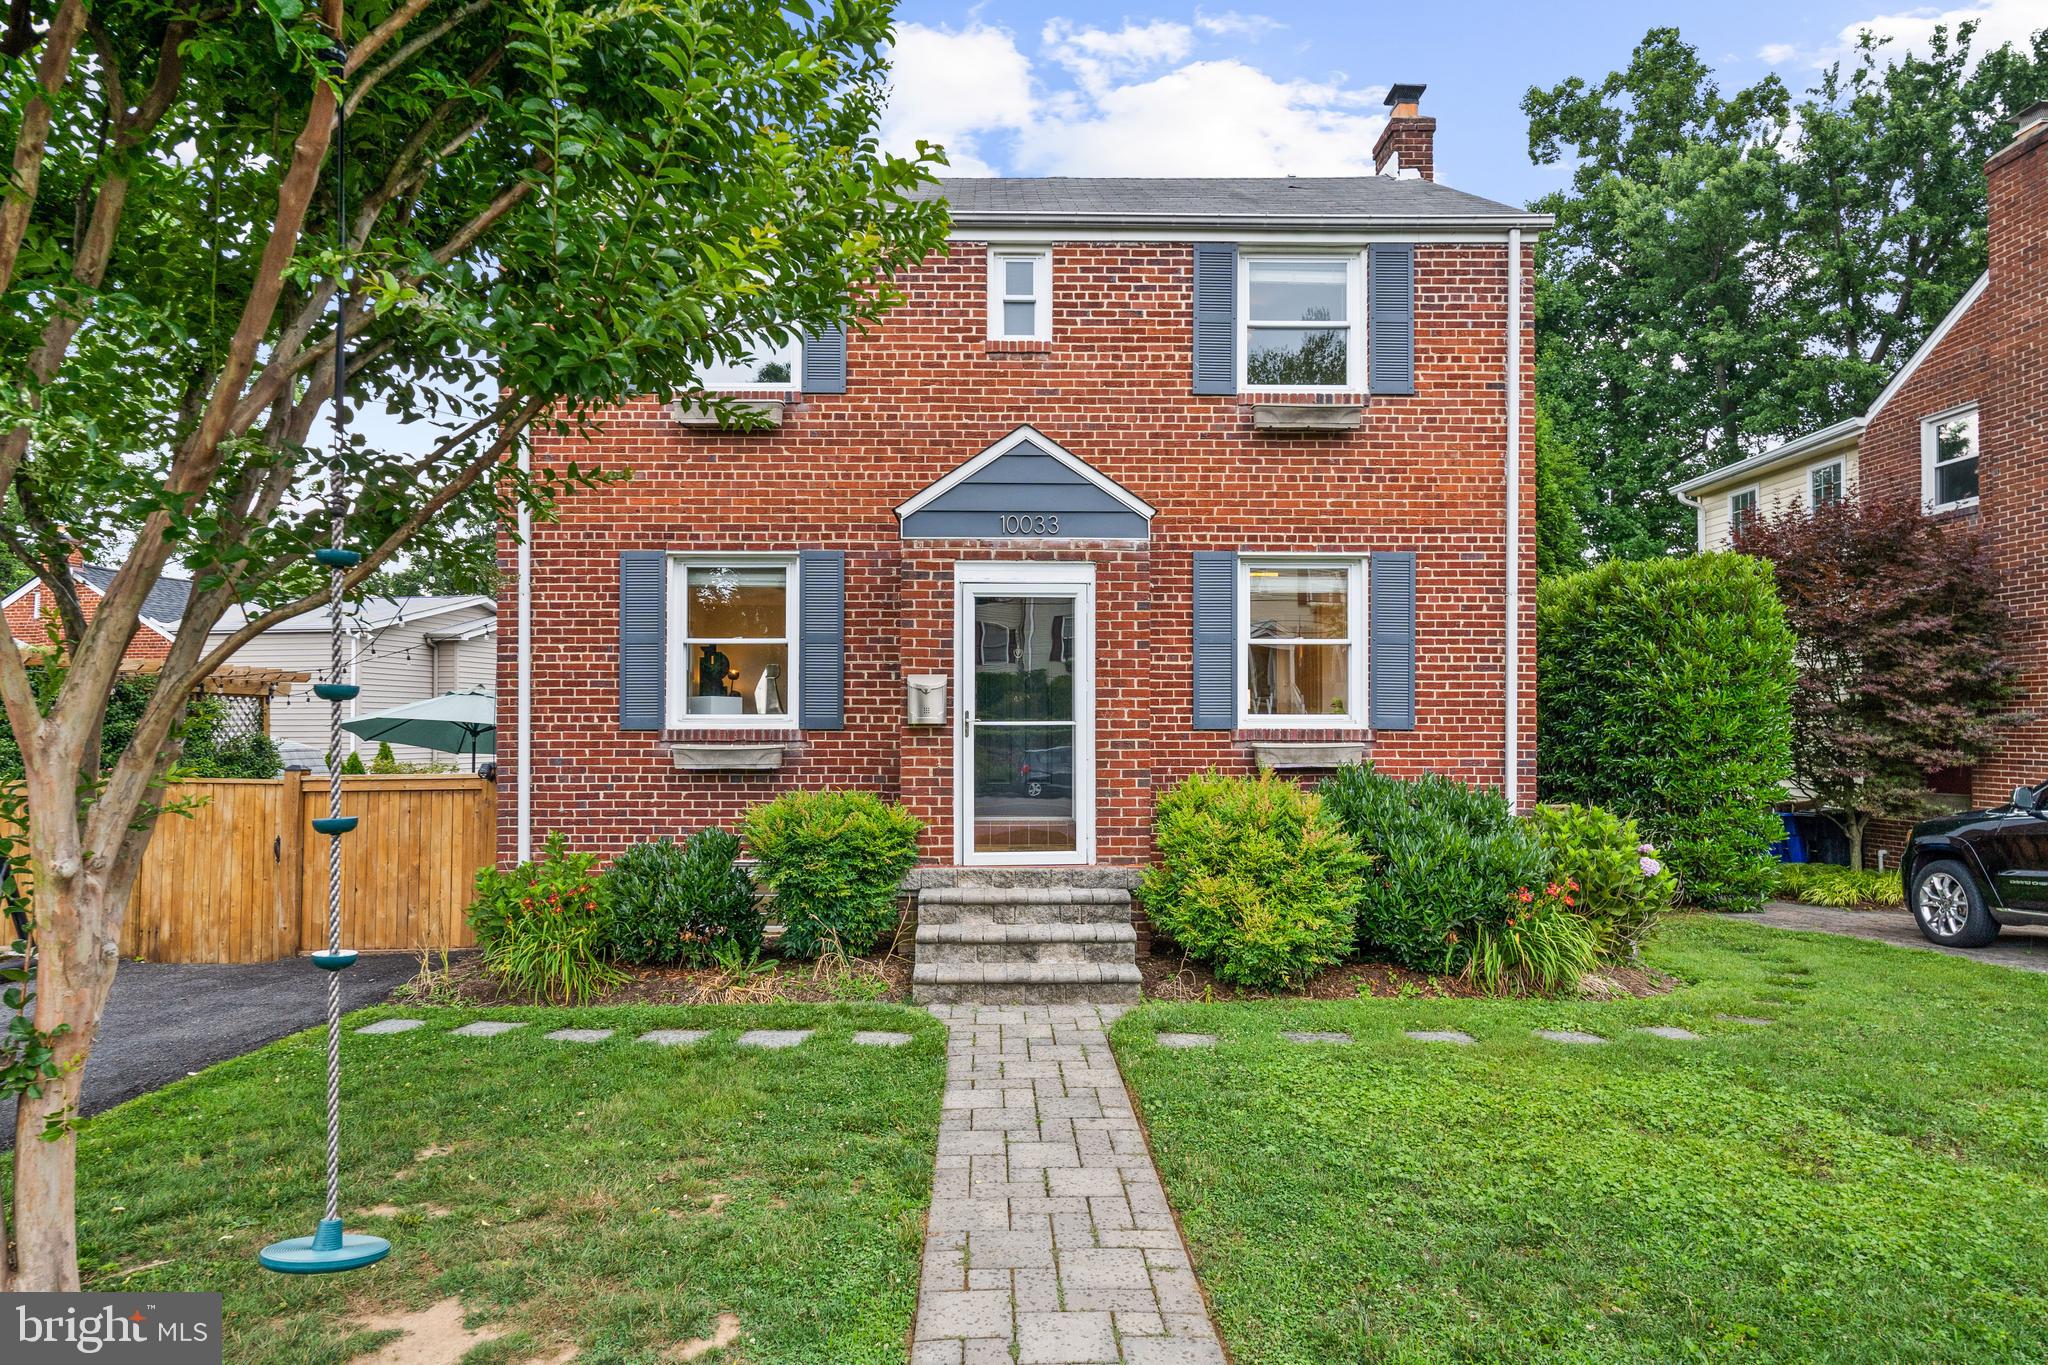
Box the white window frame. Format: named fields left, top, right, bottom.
left=1235, top=556, right=1367, bottom=730
left=1809, top=459, right=1844, bottom=508
left=1238, top=251, right=1365, bottom=395
left=987, top=247, right=1052, bottom=341
left=1921, top=404, right=1980, bottom=513
left=1727, top=485, right=1760, bottom=536
left=665, top=552, right=800, bottom=730
left=700, top=335, right=801, bottom=393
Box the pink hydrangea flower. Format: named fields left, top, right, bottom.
left=1639, top=856, right=1662, bottom=876
left=1637, top=842, right=1656, bottom=856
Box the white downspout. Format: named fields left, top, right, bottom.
left=1505, top=228, right=1523, bottom=811
left=516, top=444, right=533, bottom=863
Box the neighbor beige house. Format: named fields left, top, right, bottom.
left=1672, top=417, right=1863, bottom=548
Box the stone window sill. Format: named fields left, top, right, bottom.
left=668, top=741, right=800, bottom=772
left=1251, top=402, right=1364, bottom=432
left=1237, top=734, right=1371, bottom=772
left=669, top=397, right=788, bottom=429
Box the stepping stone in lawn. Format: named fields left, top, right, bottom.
left=1156, top=1032, right=1216, bottom=1048
left=544, top=1028, right=613, bottom=1043
left=737, top=1029, right=812, bottom=1049
left=1636, top=1025, right=1701, bottom=1041
left=451, top=1021, right=525, bottom=1038
left=851, top=1031, right=914, bottom=1047
left=1404, top=1030, right=1475, bottom=1045
left=639, top=1029, right=711, bottom=1047
left=1717, top=1013, right=1775, bottom=1026
left=355, top=1018, right=424, bottom=1035
left=1535, top=1029, right=1607, bottom=1045
left=1282, top=1031, right=1353, bottom=1044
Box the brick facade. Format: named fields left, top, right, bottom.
left=498, top=234, right=1537, bottom=869
left=1851, top=115, right=2048, bottom=862
left=3, top=577, right=172, bottom=662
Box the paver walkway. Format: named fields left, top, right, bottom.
left=915, top=1005, right=1226, bottom=1365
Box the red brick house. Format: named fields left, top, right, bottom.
left=2, top=561, right=188, bottom=664
left=501, top=89, right=1546, bottom=999
left=1676, top=102, right=2048, bottom=860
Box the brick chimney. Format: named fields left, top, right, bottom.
left=1373, top=83, right=1435, bottom=181
left=1987, top=101, right=2048, bottom=293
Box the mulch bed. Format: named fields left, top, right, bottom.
left=1137, top=940, right=1674, bottom=1002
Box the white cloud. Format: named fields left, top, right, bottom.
left=1760, top=0, right=2044, bottom=69
left=1194, top=9, right=1285, bottom=39
left=883, top=15, right=1388, bottom=178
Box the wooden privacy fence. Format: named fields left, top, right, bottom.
left=117, top=774, right=494, bottom=963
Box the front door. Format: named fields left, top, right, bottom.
left=955, top=564, right=1095, bottom=865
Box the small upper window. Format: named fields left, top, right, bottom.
left=988, top=249, right=1051, bottom=340
left=1241, top=256, right=1360, bottom=391
left=1729, top=487, right=1759, bottom=531
left=1811, top=461, right=1843, bottom=507
left=701, top=335, right=799, bottom=391
left=1923, top=408, right=1979, bottom=511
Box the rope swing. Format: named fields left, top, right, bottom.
left=260, top=39, right=391, bottom=1276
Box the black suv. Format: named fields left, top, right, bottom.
left=1903, top=785, right=2048, bottom=947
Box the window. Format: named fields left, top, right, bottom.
left=1810, top=460, right=1843, bottom=507
left=1240, top=255, right=1361, bottom=391
left=700, top=335, right=799, bottom=391
left=1238, top=559, right=1366, bottom=726
left=668, top=556, right=797, bottom=726
left=978, top=620, right=1016, bottom=665
left=1922, top=407, right=1979, bottom=511
left=988, top=249, right=1051, bottom=340
left=1728, top=487, right=1759, bottom=532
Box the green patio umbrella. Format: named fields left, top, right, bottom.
left=339, top=688, right=496, bottom=770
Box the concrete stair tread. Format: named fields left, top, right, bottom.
left=916, top=922, right=1137, bottom=944
left=919, top=885, right=1131, bottom=906
left=912, top=962, right=1142, bottom=985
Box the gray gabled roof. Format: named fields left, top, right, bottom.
left=920, top=176, right=1548, bottom=231
left=77, top=563, right=192, bottom=628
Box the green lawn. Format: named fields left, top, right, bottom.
left=1112, top=917, right=2048, bottom=1363
left=50, top=1003, right=945, bottom=1364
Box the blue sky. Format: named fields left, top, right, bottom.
left=879, top=0, right=2041, bottom=206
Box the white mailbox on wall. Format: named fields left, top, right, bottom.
left=906, top=674, right=949, bottom=726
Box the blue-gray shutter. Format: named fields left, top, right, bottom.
left=798, top=550, right=846, bottom=729
left=1368, top=552, right=1417, bottom=730
left=1191, top=551, right=1237, bottom=729
left=801, top=324, right=846, bottom=394
left=1191, top=243, right=1237, bottom=395
left=618, top=550, right=666, bottom=731
left=1368, top=243, right=1416, bottom=396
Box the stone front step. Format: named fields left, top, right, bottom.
left=916, top=921, right=1136, bottom=967
left=915, top=885, right=1133, bottom=927
left=911, top=961, right=1142, bottom=1006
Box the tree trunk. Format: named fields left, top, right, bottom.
left=7, top=823, right=123, bottom=1290
left=1846, top=813, right=1869, bottom=873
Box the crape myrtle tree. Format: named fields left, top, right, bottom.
left=0, top=0, right=947, bottom=1289
left=1734, top=495, right=2021, bottom=870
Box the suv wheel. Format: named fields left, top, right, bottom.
left=1910, top=859, right=2001, bottom=948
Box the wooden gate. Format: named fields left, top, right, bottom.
left=115, top=773, right=493, bottom=963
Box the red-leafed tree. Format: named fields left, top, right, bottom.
left=1734, top=494, right=2022, bottom=868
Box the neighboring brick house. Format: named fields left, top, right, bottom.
left=500, top=89, right=1545, bottom=999
left=1675, top=102, right=2048, bottom=861
left=2, top=561, right=189, bottom=663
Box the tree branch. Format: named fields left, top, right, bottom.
left=345, top=0, right=436, bottom=77
left=0, top=0, right=84, bottom=297
left=346, top=0, right=491, bottom=116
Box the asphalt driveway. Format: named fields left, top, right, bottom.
left=1742, top=901, right=2048, bottom=973
left=1, top=952, right=424, bottom=1148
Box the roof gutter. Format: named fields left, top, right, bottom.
left=1670, top=417, right=1865, bottom=497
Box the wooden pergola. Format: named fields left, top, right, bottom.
left=117, top=660, right=310, bottom=735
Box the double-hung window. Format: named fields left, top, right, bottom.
left=1922, top=407, right=1979, bottom=512
left=988, top=249, right=1051, bottom=341
left=667, top=556, right=798, bottom=727
left=1238, top=559, right=1366, bottom=726
left=700, top=334, right=800, bottom=391
left=1810, top=460, right=1844, bottom=507
left=1728, top=487, right=1759, bottom=533
left=1240, top=255, right=1361, bottom=391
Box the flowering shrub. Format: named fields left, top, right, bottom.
left=467, top=832, right=626, bottom=1003
left=1531, top=803, right=1676, bottom=959
left=1466, top=880, right=1601, bottom=996
left=601, top=830, right=761, bottom=967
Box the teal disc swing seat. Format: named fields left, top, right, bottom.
left=261, top=41, right=388, bottom=1277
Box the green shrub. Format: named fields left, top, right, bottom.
left=466, top=832, right=625, bottom=1003
left=178, top=730, right=282, bottom=779
left=340, top=750, right=368, bottom=775
left=742, top=790, right=921, bottom=959
left=1318, top=765, right=1548, bottom=975
left=1138, top=771, right=1367, bottom=989
left=371, top=740, right=401, bottom=774
left=1466, top=885, right=1601, bottom=996
left=1774, top=862, right=1904, bottom=908
left=602, top=830, right=760, bottom=966
left=1532, top=803, right=1675, bottom=959
left=1538, top=554, right=1795, bottom=911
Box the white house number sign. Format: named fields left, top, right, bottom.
left=998, top=514, right=1060, bottom=535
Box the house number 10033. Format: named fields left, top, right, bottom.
left=999, top=514, right=1060, bottom=535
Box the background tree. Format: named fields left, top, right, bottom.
left=1734, top=497, right=2021, bottom=869
left=0, top=0, right=946, bottom=1290
left=1533, top=411, right=1590, bottom=577
left=1528, top=22, right=2048, bottom=559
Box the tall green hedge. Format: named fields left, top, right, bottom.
left=1537, top=554, right=1794, bottom=910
